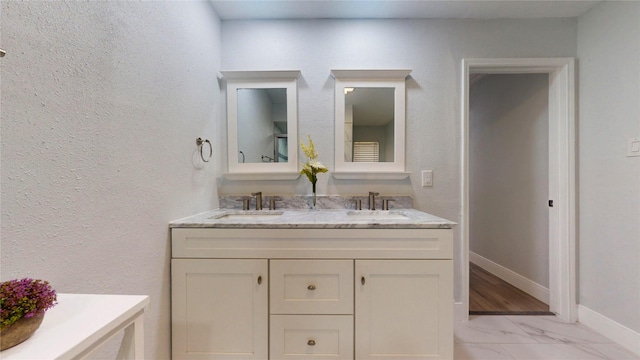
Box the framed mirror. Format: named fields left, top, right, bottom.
left=221, top=70, right=300, bottom=180
left=332, top=69, right=411, bottom=179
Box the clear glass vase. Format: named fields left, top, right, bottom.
left=312, top=181, right=317, bottom=208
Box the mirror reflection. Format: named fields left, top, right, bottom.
left=236, top=88, right=288, bottom=163
left=332, top=69, right=410, bottom=178
left=344, top=87, right=395, bottom=162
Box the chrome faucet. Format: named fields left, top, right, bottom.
left=251, top=192, right=263, bottom=210
left=368, top=192, right=379, bottom=210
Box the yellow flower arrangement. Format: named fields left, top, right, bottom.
left=300, top=135, right=328, bottom=206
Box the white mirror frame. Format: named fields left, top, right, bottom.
left=332, top=69, right=412, bottom=180
left=221, top=70, right=301, bottom=180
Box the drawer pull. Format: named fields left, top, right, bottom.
left=257, top=276, right=262, bottom=285
left=361, top=276, right=365, bottom=285
left=307, top=284, right=316, bottom=290
left=307, top=339, right=316, bottom=346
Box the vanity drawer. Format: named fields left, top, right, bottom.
left=270, top=315, right=353, bottom=360
left=270, top=260, right=354, bottom=315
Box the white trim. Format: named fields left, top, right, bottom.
left=332, top=69, right=411, bottom=176
left=331, top=171, right=411, bottom=180
left=461, top=58, right=577, bottom=323
left=221, top=70, right=300, bottom=177
left=578, top=305, right=640, bottom=356
left=331, top=69, right=412, bottom=81
left=220, top=70, right=301, bottom=81
left=222, top=172, right=301, bottom=181
left=454, top=302, right=466, bottom=322
left=470, top=252, right=549, bottom=305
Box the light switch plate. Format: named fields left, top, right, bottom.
left=421, top=170, right=433, bottom=187
left=628, top=137, right=640, bottom=157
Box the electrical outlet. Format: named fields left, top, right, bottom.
left=421, top=170, right=433, bottom=187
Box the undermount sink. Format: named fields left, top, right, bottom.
left=212, top=211, right=284, bottom=221
left=345, top=210, right=410, bottom=220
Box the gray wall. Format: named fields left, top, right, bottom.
left=0, top=2, right=222, bottom=358
left=469, top=74, right=549, bottom=289
left=2, top=3, right=639, bottom=359
left=237, top=89, right=275, bottom=163
left=577, top=2, right=640, bottom=333
left=220, top=17, right=577, bottom=304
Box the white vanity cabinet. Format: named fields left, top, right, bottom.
left=355, top=260, right=453, bottom=359
left=171, top=259, right=268, bottom=359
left=171, top=227, right=453, bottom=360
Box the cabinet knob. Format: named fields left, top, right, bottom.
left=307, top=284, right=316, bottom=290
left=307, top=339, right=316, bottom=346
left=257, top=276, right=262, bottom=285
left=361, top=276, right=366, bottom=285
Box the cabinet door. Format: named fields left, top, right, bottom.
left=172, top=259, right=268, bottom=360
left=355, top=260, right=453, bottom=360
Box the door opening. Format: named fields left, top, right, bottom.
left=468, top=73, right=552, bottom=315
left=460, top=58, right=577, bottom=322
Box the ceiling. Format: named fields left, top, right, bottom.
left=347, top=88, right=395, bottom=127
left=210, top=0, right=602, bottom=20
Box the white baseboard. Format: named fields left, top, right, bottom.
left=578, top=305, right=640, bottom=356
left=470, top=251, right=550, bottom=305
left=454, top=302, right=467, bottom=322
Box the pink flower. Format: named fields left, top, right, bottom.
left=0, top=278, right=57, bottom=328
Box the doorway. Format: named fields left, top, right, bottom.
left=469, top=263, right=551, bottom=314
left=460, top=58, right=577, bottom=322
left=468, top=73, right=552, bottom=315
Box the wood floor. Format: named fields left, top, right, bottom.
left=469, top=262, right=553, bottom=315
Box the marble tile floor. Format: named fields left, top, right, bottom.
left=455, top=315, right=639, bottom=360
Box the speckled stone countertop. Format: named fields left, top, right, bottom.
left=170, top=209, right=456, bottom=229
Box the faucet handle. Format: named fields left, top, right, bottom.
left=369, top=191, right=380, bottom=196
left=382, top=199, right=395, bottom=211
left=268, top=197, right=281, bottom=210
left=353, top=198, right=362, bottom=210
left=237, top=197, right=251, bottom=210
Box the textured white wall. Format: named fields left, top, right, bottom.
left=577, top=2, right=640, bottom=332
left=0, top=2, right=222, bottom=358
left=469, top=74, right=549, bottom=288
left=9, top=5, right=637, bottom=355
left=220, top=18, right=577, bottom=302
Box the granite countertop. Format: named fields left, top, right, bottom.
left=170, top=208, right=456, bottom=229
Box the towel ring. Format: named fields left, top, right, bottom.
left=196, top=137, right=212, bottom=162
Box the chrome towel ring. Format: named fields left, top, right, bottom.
left=196, top=137, right=212, bottom=163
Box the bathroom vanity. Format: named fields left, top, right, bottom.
left=170, top=209, right=455, bottom=360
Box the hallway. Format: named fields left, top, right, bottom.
left=469, top=263, right=551, bottom=315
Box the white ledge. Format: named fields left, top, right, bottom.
left=331, top=69, right=412, bottom=80
left=220, top=70, right=301, bottom=81
left=332, top=171, right=411, bottom=180
left=223, top=172, right=301, bottom=181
